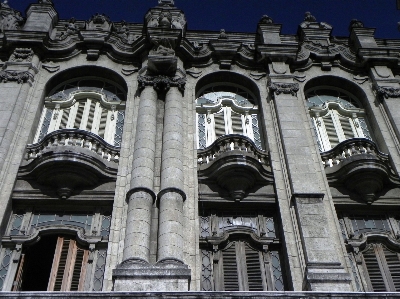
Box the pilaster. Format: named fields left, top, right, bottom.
left=268, top=64, right=351, bottom=291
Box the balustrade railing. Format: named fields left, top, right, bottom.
left=25, top=129, right=120, bottom=163
left=320, top=138, right=388, bottom=168
left=197, top=134, right=269, bottom=166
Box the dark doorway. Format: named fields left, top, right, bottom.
left=20, top=235, right=58, bottom=291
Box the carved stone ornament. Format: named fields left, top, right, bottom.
left=87, top=13, right=111, bottom=31
left=376, top=86, right=400, bottom=99
left=158, top=0, right=174, bottom=7
left=138, top=75, right=186, bottom=92
left=304, top=11, right=316, bottom=22
left=0, top=70, right=32, bottom=83
left=268, top=81, right=299, bottom=96
left=348, top=19, right=364, bottom=32
left=38, top=0, right=53, bottom=4
left=59, top=17, right=80, bottom=40
left=0, top=2, right=24, bottom=31
left=218, top=29, right=227, bottom=39
left=10, top=48, right=34, bottom=62
left=259, top=15, right=273, bottom=24
left=115, top=20, right=129, bottom=40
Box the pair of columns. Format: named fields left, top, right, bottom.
left=113, top=77, right=190, bottom=291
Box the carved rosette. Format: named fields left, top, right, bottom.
left=268, top=82, right=299, bottom=96
left=376, top=86, right=400, bottom=99
left=138, top=75, right=186, bottom=93
left=0, top=70, right=33, bottom=84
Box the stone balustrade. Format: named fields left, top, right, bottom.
left=197, top=134, right=270, bottom=166
left=25, top=129, right=120, bottom=163
left=320, top=138, right=388, bottom=168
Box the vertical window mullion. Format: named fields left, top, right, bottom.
left=104, top=110, right=114, bottom=144
left=331, top=110, right=346, bottom=143
left=224, top=107, right=232, bottom=135
left=90, top=102, right=102, bottom=135
left=79, top=99, right=92, bottom=130
left=314, top=117, right=331, bottom=151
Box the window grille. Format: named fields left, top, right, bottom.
left=92, top=248, right=107, bottom=291
left=30, top=213, right=93, bottom=234
left=100, top=215, right=112, bottom=237
left=0, top=249, right=12, bottom=291
left=200, top=249, right=213, bottom=291
left=349, top=216, right=390, bottom=235
left=9, top=214, right=24, bottom=236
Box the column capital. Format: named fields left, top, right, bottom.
left=268, top=81, right=299, bottom=96
left=138, top=75, right=186, bottom=93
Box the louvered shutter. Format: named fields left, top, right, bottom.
left=338, top=115, right=355, bottom=140
left=59, top=108, right=71, bottom=130
left=12, top=254, right=25, bottom=291
left=383, top=246, right=400, bottom=291
left=222, top=243, right=239, bottom=291
left=322, top=114, right=339, bottom=148
left=74, top=102, right=85, bottom=129
left=214, top=111, right=225, bottom=139
left=47, top=236, right=88, bottom=291
left=363, top=246, right=387, bottom=292
left=230, top=111, right=243, bottom=135
left=244, top=243, right=263, bottom=291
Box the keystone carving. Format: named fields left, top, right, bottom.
left=9, top=48, right=34, bottom=62
left=138, top=75, right=186, bottom=93
left=268, top=82, right=299, bottom=96
left=376, top=86, right=400, bottom=99
left=0, top=2, right=24, bottom=31
left=0, top=70, right=32, bottom=83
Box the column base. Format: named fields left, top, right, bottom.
left=305, top=263, right=352, bottom=291
left=113, top=258, right=191, bottom=292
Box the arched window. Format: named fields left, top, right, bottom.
left=306, top=88, right=372, bottom=152
left=35, top=79, right=126, bottom=147
left=196, top=85, right=262, bottom=149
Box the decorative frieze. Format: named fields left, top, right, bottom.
left=376, top=86, right=400, bottom=99
left=138, top=75, right=186, bottom=92
left=268, top=81, right=299, bottom=96
left=0, top=70, right=32, bottom=84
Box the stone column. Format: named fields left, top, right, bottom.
left=269, top=79, right=351, bottom=291
left=122, top=85, right=157, bottom=263
left=157, top=86, right=185, bottom=262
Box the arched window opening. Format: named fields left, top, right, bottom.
left=14, top=235, right=89, bottom=291
left=34, top=78, right=126, bottom=147
left=306, top=88, right=372, bottom=152
left=196, top=85, right=262, bottom=149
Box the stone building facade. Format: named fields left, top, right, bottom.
left=1, top=0, right=400, bottom=297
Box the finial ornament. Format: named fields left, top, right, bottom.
left=158, top=0, right=174, bottom=7
left=348, top=19, right=364, bottom=32
left=304, top=11, right=316, bottom=22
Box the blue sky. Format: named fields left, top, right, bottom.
left=9, top=0, right=400, bottom=38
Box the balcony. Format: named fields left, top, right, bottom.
left=19, top=129, right=120, bottom=199
left=197, top=134, right=273, bottom=201
left=320, top=138, right=400, bottom=203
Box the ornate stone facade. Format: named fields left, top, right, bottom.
left=0, top=0, right=400, bottom=297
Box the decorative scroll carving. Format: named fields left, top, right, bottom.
left=304, top=11, right=316, bottom=22
left=218, top=29, right=227, bottom=39
left=9, top=48, right=34, bottom=62
left=0, top=2, right=24, bottom=31
left=376, top=86, right=400, bottom=99
left=121, top=67, right=138, bottom=76
left=115, top=20, right=129, bottom=40
left=250, top=71, right=267, bottom=81
left=138, top=75, right=186, bottom=92
left=186, top=68, right=202, bottom=78
left=0, top=70, right=32, bottom=83
left=268, top=82, right=299, bottom=96
left=42, top=63, right=60, bottom=73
